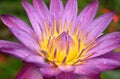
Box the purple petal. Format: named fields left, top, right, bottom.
left=80, top=76, right=100, bottom=79
left=87, top=12, right=114, bottom=41
left=40, top=67, right=61, bottom=77
left=25, top=55, right=50, bottom=67
left=33, top=0, right=51, bottom=24
left=56, top=72, right=100, bottom=79
left=58, top=65, right=75, bottom=72
left=0, top=40, right=47, bottom=66
left=0, top=14, right=33, bottom=34
left=0, top=40, right=34, bottom=60
left=87, top=32, right=120, bottom=58
left=74, top=62, right=100, bottom=76
left=15, top=64, right=43, bottom=79
left=62, top=0, right=77, bottom=30
left=56, top=72, right=78, bottom=79
left=77, top=0, right=98, bottom=30
left=11, top=28, right=40, bottom=51
left=43, top=77, right=55, bottom=79
left=22, top=0, right=44, bottom=40
left=50, top=0, right=63, bottom=21
left=0, top=14, right=40, bottom=50
left=74, top=52, right=120, bottom=76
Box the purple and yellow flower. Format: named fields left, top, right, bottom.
left=1, top=0, right=120, bottom=79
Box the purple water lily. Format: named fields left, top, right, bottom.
left=0, top=0, right=120, bottom=79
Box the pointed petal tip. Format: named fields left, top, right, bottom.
left=106, top=12, right=115, bottom=19
left=0, top=15, right=4, bottom=20
left=22, top=0, right=26, bottom=3
left=22, top=0, right=27, bottom=2
left=94, top=0, right=99, bottom=2
left=0, top=14, right=4, bottom=17
left=88, top=0, right=99, bottom=9
left=92, top=0, right=99, bottom=6
left=0, top=14, right=16, bottom=26
left=0, top=14, right=7, bottom=19
left=0, top=14, right=10, bottom=23
left=85, top=0, right=98, bottom=8
left=22, top=0, right=28, bottom=6
left=111, top=11, right=115, bottom=16
left=0, top=14, right=12, bottom=19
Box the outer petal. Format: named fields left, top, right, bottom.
left=62, top=0, right=77, bottom=30
left=0, top=14, right=33, bottom=34
left=56, top=72, right=100, bottom=79
left=56, top=72, right=79, bottom=79
left=0, top=40, right=34, bottom=60
left=40, top=67, right=61, bottom=77
left=0, top=15, right=40, bottom=50
left=81, top=76, right=100, bottom=79
left=50, top=0, right=63, bottom=21
left=16, top=64, right=43, bottom=79
left=22, top=0, right=45, bottom=40
left=33, top=0, right=51, bottom=24
left=87, top=32, right=120, bottom=58
left=77, top=0, right=98, bottom=30
left=24, top=55, right=50, bottom=67
left=74, top=52, right=120, bottom=76
left=11, top=28, right=40, bottom=50
left=43, top=77, right=55, bottom=79
left=87, top=12, right=114, bottom=41
left=0, top=40, right=48, bottom=67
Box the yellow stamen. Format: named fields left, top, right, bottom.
left=44, top=21, right=50, bottom=37
left=38, top=20, right=97, bottom=67
left=64, top=21, right=67, bottom=32
left=58, top=19, right=62, bottom=33
left=68, top=21, right=73, bottom=34
left=53, top=20, right=58, bottom=36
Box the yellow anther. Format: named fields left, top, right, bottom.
left=38, top=20, right=96, bottom=66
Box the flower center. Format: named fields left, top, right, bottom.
left=37, top=20, right=96, bottom=66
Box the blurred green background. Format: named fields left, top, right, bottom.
left=0, top=0, right=120, bottom=79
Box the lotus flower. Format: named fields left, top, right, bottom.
left=1, top=0, right=120, bottom=79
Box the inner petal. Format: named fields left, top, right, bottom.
left=38, top=20, right=96, bottom=67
